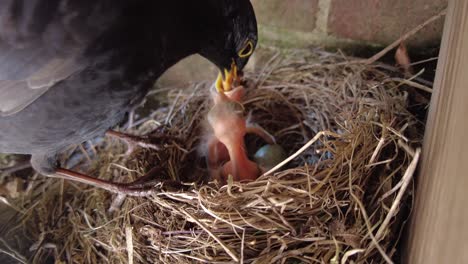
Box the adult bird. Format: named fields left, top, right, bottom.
left=0, top=0, right=257, bottom=195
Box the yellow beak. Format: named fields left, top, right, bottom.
left=215, top=61, right=238, bottom=92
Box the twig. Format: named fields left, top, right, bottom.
left=408, top=56, right=439, bottom=67
left=0, top=248, right=27, bottom=264
left=348, top=144, right=394, bottom=264
left=180, top=208, right=240, bottom=262
left=125, top=226, right=134, bottom=264
left=341, top=249, right=364, bottom=264
left=365, top=9, right=447, bottom=64
left=262, top=131, right=341, bottom=176
left=165, top=90, right=182, bottom=125
left=241, top=230, right=245, bottom=264
left=369, top=134, right=386, bottom=165
left=0, top=238, right=27, bottom=264
left=375, top=148, right=421, bottom=241
left=389, top=78, right=433, bottom=93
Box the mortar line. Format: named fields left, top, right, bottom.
left=315, top=0, right=331, bottom=36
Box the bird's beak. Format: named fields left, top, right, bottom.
left=215, top=60, right=238, bottom=92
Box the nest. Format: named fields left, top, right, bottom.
left=2, top=48, right=427, bottom=263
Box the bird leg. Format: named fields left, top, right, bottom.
left=26, top=127, right=175, bottom=197
left=109, top=193, right=127, bottom=213
left=108, top=166, right=163, bottom=212
left=106, top=130, right=161, bottom=156
left=53, top=167, right=162, bottom=196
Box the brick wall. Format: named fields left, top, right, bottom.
left=157, top=0, right=447, bottom=87
left=252, top=0, right=447, bottom=48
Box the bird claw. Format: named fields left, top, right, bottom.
left=107, top=166, right=166, bottom=211
left=106, top=130, right=162, bottom=156
left=108, top=178, right=181, bottom=212
left=108, top=193, right=127, bottom=213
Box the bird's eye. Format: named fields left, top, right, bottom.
left=238, top=40, right=254, bottom=58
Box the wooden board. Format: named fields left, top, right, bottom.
left=404, top=1, right=468, bottom=263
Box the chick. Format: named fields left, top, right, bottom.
left=206, top=86, right=275, bottom=182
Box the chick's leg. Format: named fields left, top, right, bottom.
left=244, top=110, right=276, bottom=144
left=246, top=123, right=276, bottom=145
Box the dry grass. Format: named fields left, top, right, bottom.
left=1, top=48, right=427, bottom=263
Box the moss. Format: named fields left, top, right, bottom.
left=257, top=24, right=441, bottom=58
left=258, top=25, right=382, bottom=50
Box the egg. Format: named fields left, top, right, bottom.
left=254, top=144, right=287, bottom=171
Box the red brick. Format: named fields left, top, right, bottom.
left=251, top=0, right=319, bottom=32
left=328, top=0, right=447, bottom=46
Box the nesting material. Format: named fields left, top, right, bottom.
left=3, top=49, right=426, bottom=263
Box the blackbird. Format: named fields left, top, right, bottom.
left=0, top=0, right=257, bottom=195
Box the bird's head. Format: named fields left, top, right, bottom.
left=197, top=0, right=257, bottom=92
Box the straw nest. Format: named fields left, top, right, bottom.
left=2, top=48, right=427, bottom=263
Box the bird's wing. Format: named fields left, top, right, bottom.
left=0, top=55, right=82, bottom=116
left=0, top=0, right=122, bottom=116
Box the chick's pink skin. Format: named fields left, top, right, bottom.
left=207, top=86, right=260, bottom=182
left=212, top=86, right=245, bottom=105
left=205, top=86, right=245, bottom=174
left=221, top=147, right=259, bottom=182
left=207, top=138, right=229, bottom=168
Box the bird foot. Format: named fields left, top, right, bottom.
left=107, top=166, right=163, bottom=212
left=108, top=193, right=127, bottom=213
left=53, top=166, right=162, bottom=197
left=106, top=130, right=162, bottom=156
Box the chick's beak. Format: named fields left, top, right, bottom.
left=215, top=60, right=238, bottom=92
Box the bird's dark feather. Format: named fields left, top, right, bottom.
left=0, top=0, right=257, bottom=175
left=0, top=0, right=124, bottom=115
